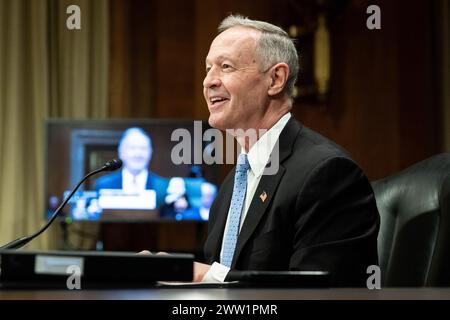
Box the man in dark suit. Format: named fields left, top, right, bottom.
left=194, top=15, right=380, bottom=286
left=95, top=128, right=168, bottom=208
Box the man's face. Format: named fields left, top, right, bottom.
left=203, top=27, right=271, bottom=131
left=119, top=132, right=152, bottom=174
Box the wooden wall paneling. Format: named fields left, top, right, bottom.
left=128, top=0, right=156, bottom=118
left=108, top=0, right=131, bottom=117
left=289, top=0, right=399, bottom=180
left=290, top=0, right=439, bottom=180
left=154, top=0, right=196, bottom=118
left=395, top=0, right=439, bottom=170
left=108, top=0, right=155, bottom=118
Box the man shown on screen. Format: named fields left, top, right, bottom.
left=94, top=127, right=169, bottom=208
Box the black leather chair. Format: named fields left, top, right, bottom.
left=371, top=153, right=450, bottom=287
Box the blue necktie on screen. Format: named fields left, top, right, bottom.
left=221, top=153, right=250, bottom=268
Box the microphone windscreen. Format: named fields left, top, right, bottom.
left=104, top=159, right=123, bottom=171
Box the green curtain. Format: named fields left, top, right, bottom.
left=0, top=0, right=109, bottom=249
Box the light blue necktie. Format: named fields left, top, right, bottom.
left=221, top=153, right=250, bottom=268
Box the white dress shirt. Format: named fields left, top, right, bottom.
left=122, top=168, right=148, bottom=194
left=202, top=112, right=291, bottom=282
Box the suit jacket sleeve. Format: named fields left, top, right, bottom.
left=288, top=156, right=379, bottom=286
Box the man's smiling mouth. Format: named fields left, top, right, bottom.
left=210, top=97, right=229, bottom=105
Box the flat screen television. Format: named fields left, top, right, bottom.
left=45, top=119, right=221, bottom=222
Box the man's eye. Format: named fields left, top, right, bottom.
left=205, top=67, right=211, bottom=74
left=222, top=64, right=232, bottom=70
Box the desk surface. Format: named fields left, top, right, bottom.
left=1, top=288, right=450, bottom=300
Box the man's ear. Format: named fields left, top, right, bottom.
left=267, top=63, right=289, bottom=96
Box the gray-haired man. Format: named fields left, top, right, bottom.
left=194, top=15, right=379, bottom=287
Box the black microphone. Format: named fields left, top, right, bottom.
left=0, top=159, right=123, bottom=250
left=104, top=158, right=123, bottom=171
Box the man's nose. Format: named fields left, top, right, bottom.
left=203, top=69, right=221, bottom=89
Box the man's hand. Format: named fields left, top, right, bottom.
left=139, top=251, right=210, bottom=283
left=193, top=261, right=211, bottom=282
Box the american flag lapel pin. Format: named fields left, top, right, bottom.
left=259, top=191, right=267, bottom=202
